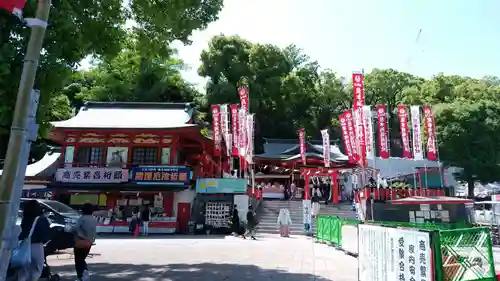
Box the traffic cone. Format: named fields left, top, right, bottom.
left=134, top=224, right=140, bottom=238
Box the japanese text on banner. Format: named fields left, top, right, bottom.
left=211, top=105, right=221, bottom=156
left=376, top=105, right=390, bottom=159
left=230, top=104, right=239, bottom=156
left=423, top=106, right=437, bottom=161
left=345, top=110, right=360, bottom=163
left=410, top=106, right=423, bottom=160
left=339, top=113, right=354, bottom=161
left=321, top=129, right=330, bottom=167
left=398, top=105, right=412, bottom=159
left=298, top=129, right=306, bottom=164
left=363, top=105, right=374, bottom=159
left=352, top=73, right=365, bottom=109
left=238, top=86, right=249, bottom=112
left=238, top=108, right=247, bottom=157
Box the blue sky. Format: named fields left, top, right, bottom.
left=173, top=0, right=500, bottom=91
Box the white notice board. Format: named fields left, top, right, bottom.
left=358, top=224, right=432, bottom=281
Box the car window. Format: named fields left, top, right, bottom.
left=42, top=200, right=78, bottom=214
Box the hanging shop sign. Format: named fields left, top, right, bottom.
left=131, top=166, right=191, bottom=185
left=196, top=178, right=247, bottom=194
left=358, top=224, right=431, bottom=281
left=55, top=168, right=129, bottom=183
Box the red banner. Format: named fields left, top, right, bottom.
left=230, top=104, right=239, bottom=156
left=0, top=0, right=26, bottom=17
left=298, top=129, right=306, bottom=164
left=338, top=112, right=354, bottom=162
left=423, top=106, right=437, bottom=161
left=211, top=105, right=221, bottom=156
left=397, top=105, right=412, bottom=158
left=345, top=110, right=360, bottom=163
left=352, top=73, right=365, bottom=110
left=238, top=86, right=249, bottom=112
left=376, top=105, right=390, bottom=159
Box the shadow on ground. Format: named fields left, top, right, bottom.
left=96, top=234, right=228, bottom=240
left=51, top=262, right=332, bottom=281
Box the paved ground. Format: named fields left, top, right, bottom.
left=47, top=234, right=358, bottom=281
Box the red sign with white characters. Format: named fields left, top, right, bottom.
left=238, top=86, right=249, bottom=112
left=339, top=112, right=354, bottom=162
left=376, top=105, right=390, bottom=159
left=298, top=129, right=306, bottom=164
left=230, top=104, right=239, bottom=156
left=423, top=106, right=437, bottom=161
left=0, top=0, right=26, bottom=18
left=211, top=105, right=221, bottom=156
left=344, top=110, right=360, bottom=163
left=397, top=105, right=412, bottom=158
left=352, top=73, right=365, bottom=110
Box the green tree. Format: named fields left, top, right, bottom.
left=0, top=0, right=223, bottom=157
left=434, top=100, right=500, bottom=196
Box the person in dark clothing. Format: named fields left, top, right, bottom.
left=245, top=206, right=257, bottom=240
left=141, top=206, right=151, bottom=235
left=231, top=205, right=245, bottom=238
left=17, top=199, right=51, bottom=281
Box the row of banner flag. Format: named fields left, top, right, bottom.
left=299, top=73, right=439, bottom=168
left=210, top=86, right=255, bottom=166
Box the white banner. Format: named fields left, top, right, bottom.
left=220, top=104, right=230, bottom=144
left=225, top=133, right=232, bottom=157
left=320, top=129, right=330, bottom=167
left=245, top=114, right=254, bottom=163
left=363, top=105, right=375, bottom=159
left=410, top=106, right=424, bottom=160
left=302, top=199, right=312, bottom=233
left=354, top=107, right=363, bottom=157
left=238, top=109, right=247, bottom=156
left=358, top=224, right=431, bottom=281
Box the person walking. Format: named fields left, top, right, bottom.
left=16, top=199, right=51, bottom=281
left=72, top=203, right=97, bottom=281
left=277, top=208, right=292, bottom=237
left=141, top=206, right=151, bottom=235
left=245, top=206, right=257, bottom=240
left=231, top=205, right=245, bottom=238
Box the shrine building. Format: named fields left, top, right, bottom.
left=45, top=101, right=225, bottom=233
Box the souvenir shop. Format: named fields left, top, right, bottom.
left=192, top=178, right=248, bottom=234
left=254, top=173, right=291, bottom=199
left=50, top=166, right=196, bottom=234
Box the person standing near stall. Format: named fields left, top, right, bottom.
left=141, top=205, right=151, bottom=235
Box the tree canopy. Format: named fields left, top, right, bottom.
left=0, top=0, right=223, bottom=156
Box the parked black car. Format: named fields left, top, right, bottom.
left=17, top=198, right=78, bottom=254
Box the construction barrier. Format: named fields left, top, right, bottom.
left=316, top=216, right=496, bottom=281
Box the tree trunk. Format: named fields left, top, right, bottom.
left=467, top=179, right=475, bottom=198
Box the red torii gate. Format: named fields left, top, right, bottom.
left=300, top=167, right=340, bottom=204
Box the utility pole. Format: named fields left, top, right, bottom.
left=0, top=1, right=51, bottom=280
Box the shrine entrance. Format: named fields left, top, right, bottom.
left=300, top=167, right=340, bottom=204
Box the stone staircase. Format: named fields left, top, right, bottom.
left=256, top=200, right=357, bottom=235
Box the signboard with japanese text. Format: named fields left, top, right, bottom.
left=131, top=166, right=190, bottom=185
left=302, top=199, right=312, bottom=233
left=196, top=178, right=247, bottom=194
left=358, top=224, right=431, bottom=281
left=55, top=168, right=128, bottom=183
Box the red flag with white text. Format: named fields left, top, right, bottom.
left=0, top=0, right=26, bottom=18
left=238, top=86, right=249, bottom=112
left=211, top=105, right=222, bottom=156
left=298, top=129, right=306, bottom=164
left=352, top=73, right=366, bottom=166
left=345, top=110, right=360, bottom=163
left=376, top=105, right=390, bottom=159
left=423, top=106, right=438, bottom=161
left=230, top=104, right=239, bottom=156
left=397, top=105, right=412, bottom=158
left=338, top=112, right=354, bottom=162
